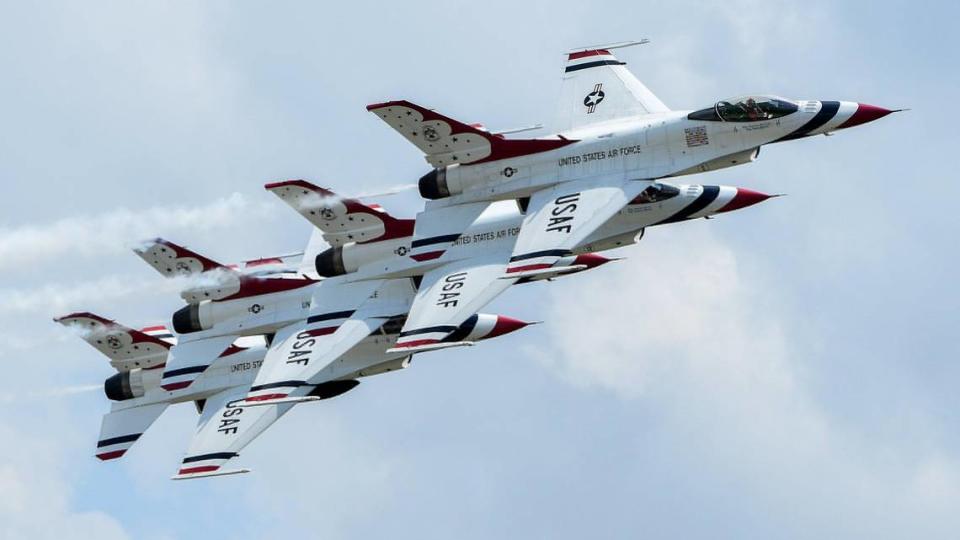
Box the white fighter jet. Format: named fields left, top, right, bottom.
left=349, top=40, right=895, bottom=351
left=241, top=175, right=771, bottom=406
left=366, top=40, right=895, bottom=275
left=55, top=308, right=531, bottom=479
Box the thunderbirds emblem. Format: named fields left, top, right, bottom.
left=422, top=125, right=441, bottom=142
left=105, top=334, right=123, bottom=350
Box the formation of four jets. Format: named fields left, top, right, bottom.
left=56, top=41, right=896, bottom=479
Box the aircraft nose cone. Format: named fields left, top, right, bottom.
left=572, top=253, right=614, bottom=269
left=717, top=188, right=773, bottom=214
left=488, top=316, right=531, bottom=338
left=838, top=103, right=895, bottom=129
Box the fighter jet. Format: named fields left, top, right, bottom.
left=131, top=239, right=320, bottom=392
left=342, top=41, right=895, bottom=351
left=242, top=177, right=772, bottom=405
left=365, top=40, right=896, bottom=280
left=55, top=309, right=532, bottom=479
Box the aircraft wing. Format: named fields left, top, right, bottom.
left=171, top=386, right=295, bottom=480
left=244, top=278, right=411, bottom=404
left=96, top=402, right=169, bottom=461
left=505, top=178, right=649, bottom=277
left=389, top=253, right=515, bottom=353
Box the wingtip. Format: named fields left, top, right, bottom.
left=54, top=311, right=112, bottom=325
left=132, top=237, right=175, bottom=255
left=264, top=179, right=328, bottom=192
left=366, top=99, right=423, bottom=112
left=366, top=101, right=392, bottom=111
left=171, top=467, right=251, bottom=480
left=241, top=396, right=322, bottom=407
left=385, top=341, right=475, bottom=354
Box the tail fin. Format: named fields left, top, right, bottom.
left=96, top=402, right=168, bottom=460
left=265, top=180, right=415, bottom=246
left=133, top=238, right=233, bottom=278
left=298, top=228, right=328, bottom=276
left=555, top=41, right=669, bottom=133
left=366, top=100, right=574, bottom=168
left=54, top=312, right=171, bottom=371
left=139, top=324, right=176, bottom=345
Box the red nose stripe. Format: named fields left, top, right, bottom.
left=718, top=188, right=772, bottom=213
left=837, top=103, right=894, bottom=129
left=488, top=316, right=530, bottom=338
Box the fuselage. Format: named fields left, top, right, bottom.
left=111, top=311, right=529, bottom=412
left=422, top=98, right=891, bottom=207
left=340, top=180, right=766, bottom=283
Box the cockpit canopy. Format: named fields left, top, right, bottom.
left=688, top=96, right=798, bottom=122
left=634, top=182, right=680, bottom=204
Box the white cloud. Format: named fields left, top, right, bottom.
left=0, top=274, right=182, bottom=315
left=532, top=223, right=960, bottom=537
left=0, top=193, right=274, bottom=272
left=0, top=424, right=129, bottom=540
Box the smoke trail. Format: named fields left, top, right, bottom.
left=1, top=274, right=183, bottom=314
left=0, top=193, right=275, bottom=272
left=0, top=384, right=102, bottom=404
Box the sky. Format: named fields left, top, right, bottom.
left=0, top=0, right=957, bottom=538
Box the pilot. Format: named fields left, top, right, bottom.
left=745, top=98, right=760, bottom=121
left=637, top=185, right=660, bottom=204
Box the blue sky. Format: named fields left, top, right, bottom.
left=0, top=1, right=957, bottom=538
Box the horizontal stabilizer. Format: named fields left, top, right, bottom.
left=265, top=180, right=414, bottom=246
left=134, top=238, right=232, bottom=278
left=55, top=312, right=171, bottom=371
left=367, top=100, right=575, bottom=168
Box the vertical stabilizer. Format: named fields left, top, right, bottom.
left=554, top=40, right=669, bottom=133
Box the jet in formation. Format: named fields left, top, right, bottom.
left=57, top=40, right=896, bottom=479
